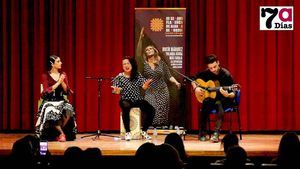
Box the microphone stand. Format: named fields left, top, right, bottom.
left=81, top=76, right=117, bottom=140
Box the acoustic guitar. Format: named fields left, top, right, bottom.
left=194, top=78, right=240, bottom=103
left=167, top=67, right=240, bottom=103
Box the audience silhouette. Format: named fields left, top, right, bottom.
left=271, top=132, right=300, bottom=169
left=164, top=133, right=188, bottom=163
left=224, top=145, right=247, bottom=169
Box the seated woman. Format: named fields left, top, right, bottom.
left=111, top=56, right=155, bottom=141
left=35, top=55, right=77, bottom=142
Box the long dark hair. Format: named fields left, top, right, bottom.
left=164, top=133, right=187, bottom=161
left=277, top=132, right=300, bottom=165
left=221, top=133, right=239, bottom=154
left=123, top=56, right=138, bottom=81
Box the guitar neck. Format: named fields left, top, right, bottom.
left=207, top=86, right=232, bottom=91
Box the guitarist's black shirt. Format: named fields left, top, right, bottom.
left=194, top=67, right=235, bottom=108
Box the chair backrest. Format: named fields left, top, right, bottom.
left=38, top=84, right=44, bottom=110
left=234, top=90, right=241, bottom=106
left=210, top=89, right=241, bottom=114
left=207, top=89, right=242, bottom=140
left=229, top=89, right=241, bottom=112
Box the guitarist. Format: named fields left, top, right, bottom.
left=191, top=54, right=236, bottom=142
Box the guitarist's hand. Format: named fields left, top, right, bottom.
left=195, top=87, right=205, bottom=98
left=220, top=87, right=230, bottom=98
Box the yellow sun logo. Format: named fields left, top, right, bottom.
left=150, top=18, right=164, bottom=32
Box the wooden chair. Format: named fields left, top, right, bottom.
left=120, top=108, right=142, bottom=140
left=207, top=90, right=242, bottom=140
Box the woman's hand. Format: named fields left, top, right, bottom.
left=139, top=27, right=144, bottom=39
left=59, top=74, right=66, bottom=83
left=59, top=73, right=68, bottom=92
left=111, top=86, right=122, bottom=94
left=142, top=79, right=153, bottom=90
left=170, top=77, right=181, bottom=89
left=175, top=81, right=181, bottom=89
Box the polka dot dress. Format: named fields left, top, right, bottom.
left=112, top=73, right=145, bottom=102
left=143, top=61, right=172, bottom=126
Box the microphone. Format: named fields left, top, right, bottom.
left=85, top=76, right=116, bottom=82
left=85, top=76, right=100, bottom=79
left=85, top=76, right=113, bottom=79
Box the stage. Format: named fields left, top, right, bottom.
left=0, top=133, right=280, bottom=157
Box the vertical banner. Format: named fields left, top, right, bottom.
left=135, top=8, right=186, bottom=128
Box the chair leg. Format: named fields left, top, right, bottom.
left=229, top=111, right=233, bottom=132
left=198, top=110, right=201, bottom=139
left=207, top=116, right=211, bottom=138
left=237, top=109, right=242, bottom=140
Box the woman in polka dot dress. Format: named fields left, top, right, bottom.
left=142, top=45, right=181, bottom=127
left=112, top=56, right=155, bottom=141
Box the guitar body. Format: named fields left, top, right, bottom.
left=194, top=79, right=240, bottom=103
left=194, top=79, right=217, bottom=103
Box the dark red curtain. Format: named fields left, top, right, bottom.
left=1, top=0, right=299, bottom=132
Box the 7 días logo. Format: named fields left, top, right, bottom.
left=260, top=6, right=293, bottom=30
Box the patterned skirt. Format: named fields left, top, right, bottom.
left=35, top=100, right=77, bottom=141
left=145, top=87, right=170, bottom=126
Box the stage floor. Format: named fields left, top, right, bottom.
left=0, top=133, right=281, bottom=157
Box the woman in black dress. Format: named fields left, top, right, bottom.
left=35, top=55, right=77, bottom=142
